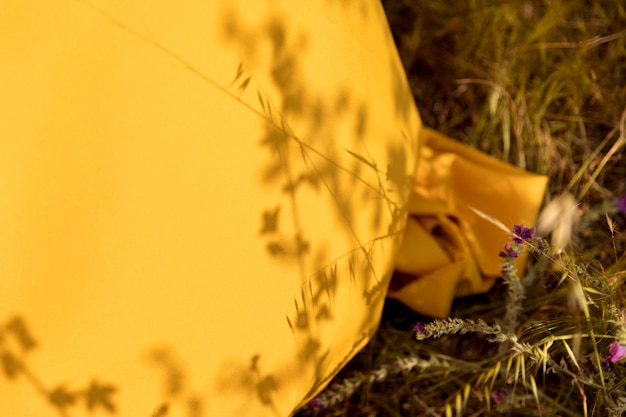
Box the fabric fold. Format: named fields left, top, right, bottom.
left=389, top=127, right=547, bottom=318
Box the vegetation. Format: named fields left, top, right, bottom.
left=297, top=0, right=626, bottom=415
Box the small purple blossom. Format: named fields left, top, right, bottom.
left=512, top=224, right=535, bottom=244
left=616, top=195, right=626, bottom=215
left=595, top=358, right=612, bottom=379
left=535, top=238, right=546, bottom=252
left=308, top=398, right=326, bottom=410
left=609, top=342, right=626, bottom=363
left=500, top=262, right=514, bottom=275
left=499, top=243, right=519, bottom=258
left=592, top=358, right=612, bottom=378
left=491, top=387, right=508, bottom=404
left=413, top=323, right=430, bottom=337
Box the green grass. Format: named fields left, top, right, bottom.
left=296, top=0, right=626, bottom=415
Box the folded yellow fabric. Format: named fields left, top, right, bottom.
left=0, top=0, right=546, bottom=416
left=389, top=128, right=547, bottom=318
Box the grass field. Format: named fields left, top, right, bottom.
left=297, top=1, right=626, bottom=415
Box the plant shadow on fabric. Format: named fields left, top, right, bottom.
left=146, top=347, right=203, bottom=417
left=68, top=0, right=418, bottom=414
left=217, top=1, right=417, bottom=410
left=0, top=315, right=117, bottom=416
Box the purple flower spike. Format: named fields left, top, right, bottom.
left=512, top=224, right=535, bottom=244
left=616, top=195, right=626, bottom=215
left=609, top=342, right=626, bottom=363
left=499, top=243, right=519, bottom=258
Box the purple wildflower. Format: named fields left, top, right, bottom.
left=609, top=342, right=626, bottom=363
left=308, top=398, right=326, bottom=410
left=500, top=262, right=514, bottom=275
left=499, top=243, right=519, bottom=258
left=512, top=224, right=535, bottom=244
left=535, top=238, right=546, bottom=253
left=616, top=195, right=626, bottom=215
left=413, top=323, right=430, bottom=337
left=593, top=358, right=612, bottom=377
left=597, top=359, right=612, bottom=378
left=491, top=387, right=508, bottom=404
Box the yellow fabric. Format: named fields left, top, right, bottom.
left=0, top=0, right=545, bottom=416
left=389, top=128, right=547, bottom=318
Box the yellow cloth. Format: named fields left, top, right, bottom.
left=389, top=128, right=547, bottom=318
left=0, top=0, right=545, bottom=416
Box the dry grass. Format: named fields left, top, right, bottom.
left=296, top=1, right=626, bottom=415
